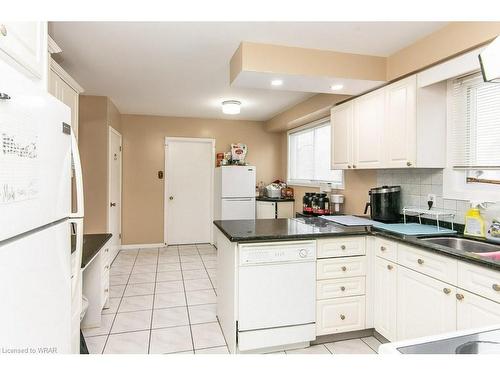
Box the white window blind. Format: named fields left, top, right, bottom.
left=451, top=72, right=500, bottom=169
left=287, top=120, right=343, bottom=186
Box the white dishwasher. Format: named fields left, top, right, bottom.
left=237, top=241, right=316, bottom=352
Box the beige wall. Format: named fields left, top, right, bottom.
left=387, top=22, right=500, bottom=80
left=79, top=95, right=121, bottom=234
left=121, top=115, right=283, bottom=245
left=267, top=93, right=350, bottom=133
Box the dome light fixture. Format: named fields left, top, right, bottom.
left=330, top=84, right=344, bottom=91
left=271, top=79, right=283, bottom=86
left=221, top=100, right=241, bottom=115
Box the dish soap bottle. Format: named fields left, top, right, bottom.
left=464, top=201, right=486, bottom=238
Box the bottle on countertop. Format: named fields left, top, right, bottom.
left=303, top=193, right=313, bottom=215
left=464, top=201, right=486, bottom=238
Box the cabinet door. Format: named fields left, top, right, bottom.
left=385, top=75, right=417, bottom=168
left=353, top=90, right=385, bottom=169
left=276, top=201, right=294, bottom=219
left=331, top=102, right=353, bottom=169
left=48, top=68, right=80, bottom=139
left=397, top=266, right=456, bottom=341
left=256, top=201, right=276, bottom=219
left=456, top=289, right=500, bottom=330
left=0, top=22, right=46, bottom=79
left=374, top=258, right=397, bottom=342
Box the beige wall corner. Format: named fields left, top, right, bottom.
left=387, top=22, right=500, bottom=80
left=229, top=42, right=243, bottom=84
left=79, top=95, right=109, bottom=234
left=107, top=98, right=122, bottom=133
left=120, top=115, right=284, bottom=245
left=266, top=93, right=350, bottom=133
left=342, top=170, right=376, bottom=215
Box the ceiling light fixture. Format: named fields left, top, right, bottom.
left=271, top=79, right=283, bottom=86
left=221, top=100, right=241, bottom=115
left=330, top=84, right=344, bottom=91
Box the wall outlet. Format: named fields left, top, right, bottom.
left=427, top=194, right=436, bottom=203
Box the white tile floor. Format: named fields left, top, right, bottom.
left=83, top=244, right=382, bottom=355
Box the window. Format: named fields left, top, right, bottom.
left=451, top=72, right=500, bottom=185
left=287, top=119, right=343, bottom=187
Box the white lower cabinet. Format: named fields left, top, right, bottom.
left=397, top=266, right=457, bottom=340
left=317, top=296, right=366, bottom=335
left=456, top=289, right=500, bottom=330
left=374, top=257, right=397, bottom=342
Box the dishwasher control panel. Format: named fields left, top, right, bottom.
left=239, top=241, right=316, bottom=265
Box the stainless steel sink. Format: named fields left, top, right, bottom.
left=420, top=236, right=500, bottom=254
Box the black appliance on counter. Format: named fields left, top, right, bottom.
left=364, top=185, right=401, bottom=223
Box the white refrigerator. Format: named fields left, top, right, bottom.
left=214, top=166, right=256, bottom=220
left=0, top=61, right=84, bottom=354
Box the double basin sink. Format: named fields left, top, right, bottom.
left=419, top=236, right=500, bottom=261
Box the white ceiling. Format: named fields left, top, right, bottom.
left=50, top=22, right=447, bottom=121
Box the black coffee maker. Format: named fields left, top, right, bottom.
left=364, top=186, right=401, bottom=223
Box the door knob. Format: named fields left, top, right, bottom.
left=443, top=288, right=451, bottom=295
left=340, top=314, right=346, bottom=320
left=387, top=264, right=393, bottom=270
left=340, top=286, right=346, bottom=291
left=417, top=258, right=424, bottom=265
left=110, top=202, right=116, bottom=207
left=341, top=266, right=347, bottom=272
left=169, top=196, right=174, bottom=201
left=492, top=284, right=500, bottom=292
left=456, top=293, right=464, bottom=301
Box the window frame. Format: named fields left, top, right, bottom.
left=286, top=118, right=344, bottom=189
left=443, top=75, right=500, bottom=202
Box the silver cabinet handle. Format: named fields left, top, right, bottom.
left=169, top=196, right=174, bottom=201
left=340, top=314, right=346, bottom=320
left=341, top=266, right=347, bottom=272
left=493, top=284, right=500, bottom=292
left=380, top=246, right=386, bottom=251
left=0, top=93, right=11, bottom=100
left=352, top=165, right=357, bottom=169
left=443, top=288, right=451, bottom=295
left=110, top=202, right=116, bottom=207
left=407, top=161, right=412, bottom=167
left=387, top=264, right=393, bottom=270
left=456, top=293, right=464, bottom=301
left=417, top=258, right=424, bottom=265
left=347, top=165, right=352, bottom=169
left=0, top=24, right=7, bottom=37
left=341, top=245, right=346, bottom=250
left=340, top=286, right=346, bottom=292
left=104, top=288, right=109, bottom=293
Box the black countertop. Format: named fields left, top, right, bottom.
left=213, top=217, right=500, bottom=271
left=72, top=233, right=112, bottom=268
left=256, top=197, right=295, bottom=202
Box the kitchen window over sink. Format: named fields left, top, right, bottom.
left=444, top=71, right=500, bottom=201
left=287, top=119, right=343, bottom=188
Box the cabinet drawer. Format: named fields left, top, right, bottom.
left=316, top=296, right=366, bottom=335
left=317, top=256, right=366, bottom=280
left=317, top=237, right=366, bottom=258
left=398, top=244, right=457, bottom=284
left=374, top=237, right=397, bottom=262
left=458, top=261, right=500, bottom=303
left=317, top=276, right=365, bottom=300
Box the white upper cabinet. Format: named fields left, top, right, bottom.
left=353, top=89, right=385, bottom=169
left=385, top=75, right=417, bottom=168
left=330, top=74, right=446, bottom=170
left=0, top=22, right=47, bottom=85
left=331, top=101, right=353, bottom=170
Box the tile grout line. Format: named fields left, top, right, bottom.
left=101, top=248, right=140, bottom=354
left=178, top=245, right=196, bottom=353
left=145, top=247, right=160, bottom=354
left=197, top=243, right=229, bottom=353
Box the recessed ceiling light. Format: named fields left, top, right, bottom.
left=330, top=84, right=344, bottom=91
left=271, top=79, right=283, bottom=86
left=221, top=100, right=241, bottom=115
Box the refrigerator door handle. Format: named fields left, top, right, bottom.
left=69, top=217, right=84, bottom=297
left=69, top=130, right=84, bottom=218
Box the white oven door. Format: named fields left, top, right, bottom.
left=238, top=261, right=316, bottom=331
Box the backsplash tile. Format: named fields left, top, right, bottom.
left=376, top=169, right=468, bottom=224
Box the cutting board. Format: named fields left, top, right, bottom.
left=372, top=223, right=457, bottom=236
left=320, top=215, right=378, bottom=226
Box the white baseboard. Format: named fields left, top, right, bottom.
left=120, top=243, right=165, bottom=250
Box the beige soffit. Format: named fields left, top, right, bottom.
left=386, top=22, right=500, bottom=80
left=230, top=42, right=387, bottom=96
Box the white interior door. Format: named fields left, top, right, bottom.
left=108, top=127, right=122, bottom=260
left=165, top=137, right=214, bottom=245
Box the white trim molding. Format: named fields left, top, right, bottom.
left=49, top=58, right=84, bottom=93
left=47, top=36, right=63, bottom=55
left=120, top=243, right=165, bottom=250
